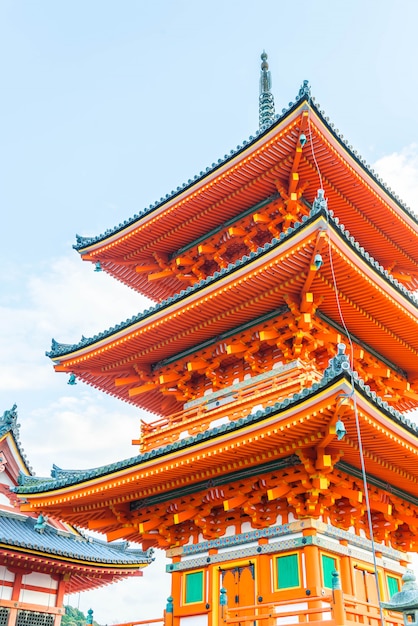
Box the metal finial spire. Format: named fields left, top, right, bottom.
left=259, top=51, right=275, bottom=130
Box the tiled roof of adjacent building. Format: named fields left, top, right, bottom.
left=0, top=509, right=153, bottom=565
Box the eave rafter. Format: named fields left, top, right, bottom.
left=83, top=300, right=415, bottom=437
left=317, top=268, right=418, bottom=363
left=0, top=546, right=143, bottom=576
left=82, top=112, right=305, bottom=258
left=18, top=378, right=418, bottom=526
left=117, top=190, right=311, bottom=289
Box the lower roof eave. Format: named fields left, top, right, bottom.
left=15, top=374, right=418, bottom=513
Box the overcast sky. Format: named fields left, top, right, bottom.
left=1, top=1, right=418, bottom=623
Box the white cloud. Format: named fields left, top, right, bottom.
left=373, top=143, right=418, bottom=214
left=22, top=391, right=142, bottom=476
left=0, top=255, right=168, bottom=623
left=0, top=253, right=154, bottom=475
left=0, top=255, right=150, bottom=393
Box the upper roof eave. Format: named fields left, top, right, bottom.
left=73, top=89, right=417, bottom=258
left=73, top=97, right=309, bottom=254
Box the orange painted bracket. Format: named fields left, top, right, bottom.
left=228, top=226, right=247, bottom=237
left=187, top=359, right=208, bottom=372
left=129, top=382, right=157, bottom=397
left=139, top=518, right=162, bottom=533
left=223, top=494, right=248, bottom=511
left=135, top=264, right=160, bottom=273
left=175, top=256, right=195, bottom=267
left=226, top=342, right=247, bottom=355
left=159, top=372, right=181, bottom=384
left=107, top=526, right=136, bottom=542
left=115, top=376, right=142, bottom=386
left=267, top=483, right=291, bottom=501
left=88, top=518, right=119, bottom=530
left=148, top=269, right=173, bottom=281
left=259, top=329, right=279, bottom=341
left=252, top=213, right=270, bottom=224
left=197, top=243, right=217, bottom=254
left=173, top=509, right=197, bottom=524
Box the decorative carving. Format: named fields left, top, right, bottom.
left=0, top=450, right=7, bottom=472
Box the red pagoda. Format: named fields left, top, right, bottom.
left=13, top=53, right=418, bottom=626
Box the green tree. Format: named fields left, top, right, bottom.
left=62, top=606, right=101, bottom=626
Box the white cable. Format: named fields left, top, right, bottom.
left=306, top=92, right=386, bottom=625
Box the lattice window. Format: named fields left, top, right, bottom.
left=16, top=611, right=54, bottom=626
left=0, top=608, right=9, bottom=626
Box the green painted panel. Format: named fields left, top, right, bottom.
left=322, top=554, right=336, bottom=588
left=387, top=575, right=400, bottom=598
left=185, top=571, right=204, bottom=604
left=277, top=554, right=299, bottom=589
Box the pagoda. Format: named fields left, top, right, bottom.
left=0, top=405, right=153, bottom=626
left=14, top=54, right=418, bottom=626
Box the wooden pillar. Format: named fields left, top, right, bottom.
left=339, top=543, right=353, bottom=596
left=303, top=537, right=324, bottom=621
left=54, top=576, right=67, bottom=626
left=257, top=544, right=275, bottom=626
left=11, top=572, right=22, bottom=602
left=7, top=608, right=18, bottom=626
left=56, top=576, right=67, bottom=608
left=332, top=588, right=346, bottom=626
left=257, top=540, right=270, bottom=601
left=53, top=612, right=63, bottom=626
left=170, top=563, right=181, bottom=626
left=304, top=540, right=322, bottom=595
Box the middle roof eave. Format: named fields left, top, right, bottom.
left=50, top=212, right=418, bottom=380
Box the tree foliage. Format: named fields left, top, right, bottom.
left=62, top=606, right=101, bottom=626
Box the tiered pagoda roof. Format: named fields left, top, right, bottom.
left=15, top=63, right=418, bottom=558
left=44, top=79, right=418, bottom=424
left=49, top=205, right=418, bottom=416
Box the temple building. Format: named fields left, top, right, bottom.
left=0, top=405, right=153, bottom=626
left=13, top=54, right=418, bottom=626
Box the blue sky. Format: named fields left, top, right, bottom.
left=1, top=1, right=418, bottom=623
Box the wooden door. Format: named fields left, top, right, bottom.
left=221, top=563, right=256, bottom=623
left=354, top=568, right=380, bottom=626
